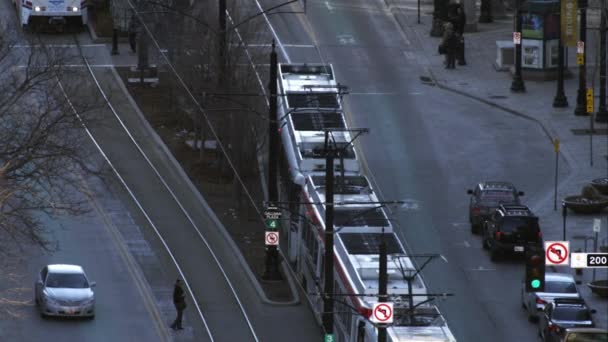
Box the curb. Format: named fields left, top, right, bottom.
left=108, top=67, right=300, bottom=306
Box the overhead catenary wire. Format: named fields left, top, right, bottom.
left=66, top=34, right=259, bottom=341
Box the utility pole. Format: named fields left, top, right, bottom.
left=263, top=40, right=281, bottom=281
left=219, top=0, right=227, bottom=77
left=553, top=18, right=568, bottom=108
left=322, top=130, right=335, bottom=337
left=511, top=0, right=525, bottom=93
left=597, top=1, right=608, bottom=122
left=269, top=40, right=278, bottom=204
left=575, top=0, right=588, bottom=116
left=377, top=230, right=388, bottom=342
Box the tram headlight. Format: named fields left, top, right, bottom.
left=34, top=6, right=41, bottom=11
left=72, top=6, right=78, bottom=11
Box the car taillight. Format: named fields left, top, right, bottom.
left=535, top=297, right=546, bottom=305
left=549, top=325, right=561, bottom=333
left=495, top=231, right=502, bottom=241
left=472, top=207, right=481, bottom=215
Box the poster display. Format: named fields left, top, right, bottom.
left=522, top=13, right=543, bottom=39
left=522, top=39, right=543, bottom=68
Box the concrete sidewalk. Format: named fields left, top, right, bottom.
left=388, top=0, right=608, bottom=328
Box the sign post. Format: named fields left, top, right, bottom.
left=263, top=206, right=282, bottom=280
left=593, top=218, right=601, bottom=280
left=553, top=138, right=560, bottom=210
left=545, top=241, right=570, bottom=266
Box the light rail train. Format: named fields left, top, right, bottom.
left=275, top=63, right=457, bottom=341
left=13, top=0, right=87, bottom=30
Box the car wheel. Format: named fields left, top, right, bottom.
left=482, top=234, right=489, bottom=250
left=528, top=313, right=538, bottom=323
left=40, top=311, right=47, bottom=319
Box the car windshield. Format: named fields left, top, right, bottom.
left=501, top=217, right=539, bottom=236
left=566, top=332, right=608, bottom=342
left=553, top=307, right=592, bottom=321
left=545, top=280, right=577, bottom=293
left=479, top=191, right=516, bottom=206
left=46, top=273, right=89, bottom=288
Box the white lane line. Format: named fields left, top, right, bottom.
left=469, top=266, right=496, bottom=271
left=440, top=255, right=449, bottom=263
left=325, top=1, right=334, bottom=12
left=56, top=77, right=204, bottom=340
left=253, top=0, right=291, bottom=63
left=103, top=5, right=261, bottom=340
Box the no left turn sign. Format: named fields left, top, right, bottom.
left=545, top=241, right=569, bottom=266
left=265, top=231, right=279, bottom=246
left=371, top=302, right=393, bottom=324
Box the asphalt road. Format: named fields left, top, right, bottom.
left=0, top=5, right=171, bottom=342
left=252, top=0, right=567, bottom=340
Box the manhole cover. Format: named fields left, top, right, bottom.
left=571, top=128, right=608, bottom=135
left=488, top=95, right=508, bottom=99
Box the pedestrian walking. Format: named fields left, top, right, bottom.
left=170, top=278, right=186, bottom=330
left=128, top=10, right=138, bottom=53
left=441, top=22, right=458, bottom=69
left=452, top=4, right=467, bottom=65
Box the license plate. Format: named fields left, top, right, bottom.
left=514, top=246, right=524, bottom=252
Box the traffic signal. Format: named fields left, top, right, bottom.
left=525, top=253, right=545, bottom=292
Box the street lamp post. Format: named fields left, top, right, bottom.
left=597, top=1, right=608, bottom=122
left=377, top=229, right=388, bottom=342
left=553, top=17, right=568, bottom=108
left=575, top=0, right=588, bottom=116
left=511, top=0, right=526, bottom=93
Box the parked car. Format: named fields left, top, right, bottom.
left=34, top=264, right=96, bottom=319
left=538, top=298, right=596, bottom=341
left=559, top=328, right=608, bottom=342
left=467, top=181, right=524, bottom=234
left=481, top=204, right=542, bottom=261
left=521, top=272, right=581, bottom=321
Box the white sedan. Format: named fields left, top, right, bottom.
left=520, top=272, right=580, bottom=322
left=34, top=264, right=96, bottom=319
